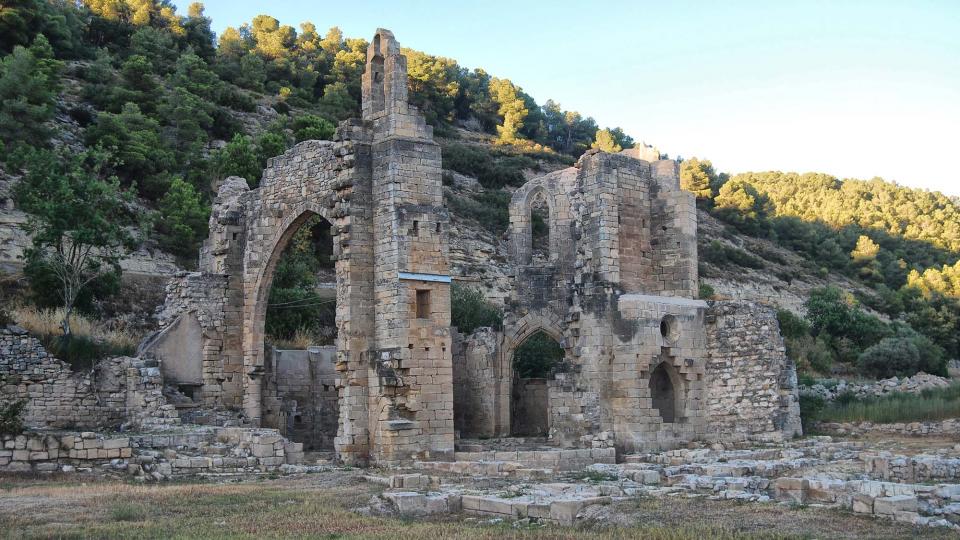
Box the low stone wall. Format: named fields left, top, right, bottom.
left=863, top=454, right=960, bottom=483
left=0, top=327, right=179, bottom=430
left=0, top=427, right=303, bottom=479
left=817, top=419, right=960, bottom=437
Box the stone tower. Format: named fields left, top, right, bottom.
left=363, top=29, right=455, bottom=463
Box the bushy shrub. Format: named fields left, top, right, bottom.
left=441, top=143, right=533, bottom=189
left=698, top=282, right=715, bottom=300
left=0, top=400, right=27, bottom=436
left=450, top=284, right=502, bottom=335
left=776, top=309, right=810, bottom=340
left=444, top=191, right=510, bottom=235
left=798, top=393, right=824, bottom=433
left=43, top=334, right=135, bottom=371
left=857, top=337, right=921, bottom=379
left=292, top=114, right=335, bottom=142
left=786, top=335, right=836, bottom=375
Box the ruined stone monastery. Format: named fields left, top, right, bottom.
left=2, top=30, right=800, bottom=468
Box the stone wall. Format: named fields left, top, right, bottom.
left=143, top=271, right=235, bottom=408
left=818, top=419, right=960, bottom=437
left=511, top=378, right=549, bottom=436
left=262, top=347, right=339, bottom=451
left=802, top=372, right=951, bottom=402
left=451, top=328, right=500, bottom=438
left=703, top=301, right=801, bottom=443
left=0, top=327, right=178, bottom=430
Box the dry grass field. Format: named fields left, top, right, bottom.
left=0, top=471, right=953, bottom=539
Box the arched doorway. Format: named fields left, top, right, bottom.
left=510, top=330, right=563, bottom=437
left=258, top=212, right=340, bottom=453
left=649, top=362, right=680, bottom=423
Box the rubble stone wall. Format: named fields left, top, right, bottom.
left=0, top=327, right=178, bottom=430
left=703, top=301, right=802, bottom=443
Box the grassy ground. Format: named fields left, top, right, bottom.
left=0, top=472, right=951, bottom=539
left=818, top=383, right=960, bottom=424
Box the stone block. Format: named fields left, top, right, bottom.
left=852, top=493, right=874, bottom=514
left=477, top=497, right=513, bottom=516
left=549, top=497, right=610, bottom=526
left=874, top=495, right=918, bottom=516
left=102, top=438, right=129, bottom=450
left=773, top=477, right=808, bottom=504
left=384, top=492, right=426, bottom=515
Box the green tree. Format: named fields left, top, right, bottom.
left=128, top=26, right=177, bottom=74
left=317, top=81, right=357, bottom=121
left=117, top=54, right=163, bottom=113
left=513, top=331, right=564, bottom=378
left=156, top=177, right=209, bottom=258
left=292, top=114, right=334, bottom=142
left=213, top=133, right=260, bottom=185
left=0, top=34, right=62, bottom=146
left=713, top=178, right=772, bottom=235
left=489, top=77, right=527, bottom=144
left=450, top=283, right=502, bottom=334
left=0, top=0, right=41, bottom=53
left=85, top=101, right=176, bottom=200
left=679, top=157, right=716, bottom=201
left=11, top=147, right=135, bottom=336
left=591, top=128, right=622, bottom=153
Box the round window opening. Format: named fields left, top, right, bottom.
left=660, top=315, right=679, bottom=343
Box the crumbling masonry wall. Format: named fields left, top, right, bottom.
left=453, top=148, right=800, bottom=453
left=0, top=327, right=179, bottom=430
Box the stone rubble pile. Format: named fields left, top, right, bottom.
left=365, top=436, right=960, bottom=530
left=800, top=372, right=951, bottom=401
left=818, top=418, right=960, bottom=437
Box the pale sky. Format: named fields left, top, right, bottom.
left=174, top=0, right=960, bottom=196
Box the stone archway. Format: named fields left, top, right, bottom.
left=509, top=330, right=564, bottom=437
left=155, top=29, right=457, bottom=466
left=497, top=311, right=566, bottom=436
left=250, top=207, right=341, bottom=451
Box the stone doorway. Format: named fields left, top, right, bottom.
left=510, top=330, right=563, bottom=437
left=649, top=362, right=679, bottom=423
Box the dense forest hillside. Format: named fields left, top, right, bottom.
left=0, top=0, right=958, bottom=381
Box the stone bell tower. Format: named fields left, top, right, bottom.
left=363, top=29, right=454, bottom=463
